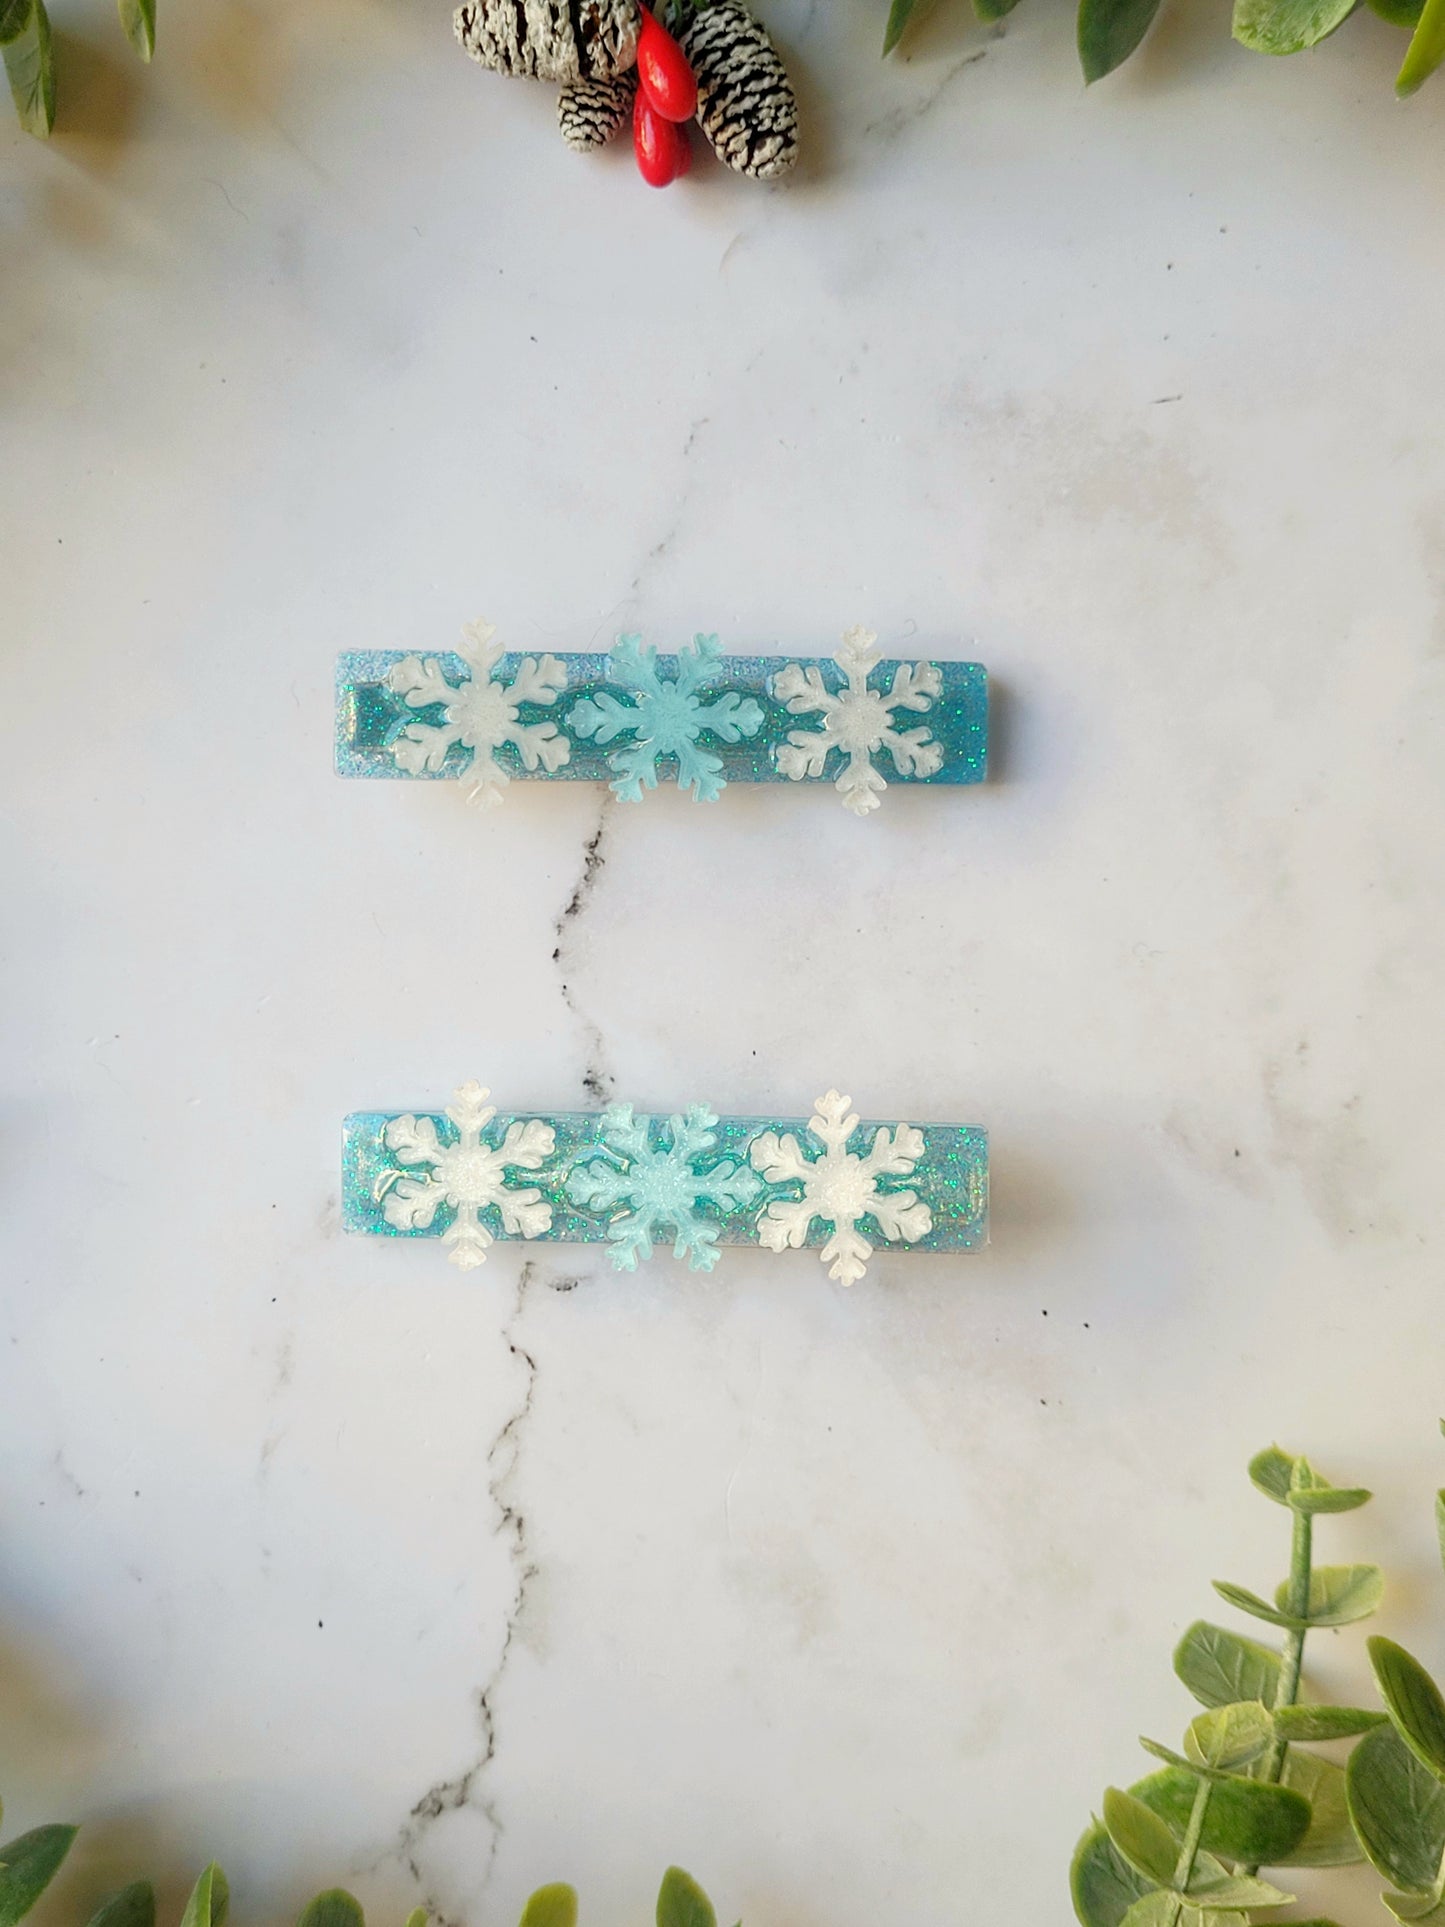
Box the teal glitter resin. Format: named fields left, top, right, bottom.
left=335, top=621, right=987, bottom=816
left=343, top=1083, right=989, bottom=1285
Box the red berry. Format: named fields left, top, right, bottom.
left=636, top=6, right=698, bottom=122
left=633, top=88, right=688, bottom=186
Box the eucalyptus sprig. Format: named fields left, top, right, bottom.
left=1072, top=1445, right=1384, bottom=1927
left=1345, top=1425, right=1445, bottom=1924
left=883, top=0, right=1445, bottom=98
left=0, top=1795, right=727, bottom=1927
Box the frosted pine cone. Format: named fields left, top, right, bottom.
left=679, top=0, right=797, bottom=181
left=454, top=0, right=641, bottom=84
left=558, top=70, right=638, bottom=148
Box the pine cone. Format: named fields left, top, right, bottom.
left=679, top=0, right=797, bottom=181
left=558, top=69, right=638, bottom=148
left=453, top=0, right=641, bottom=84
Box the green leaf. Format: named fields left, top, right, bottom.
left=519, top=1889, right=577, bottom=1927
left=656, top=1871, right=714, bottom=1927
left=296, top=1896, right=364, bottom=1927
left=1174, top=1622, right=1282, bottom=1710
left=0, top=1826, right=78, bottom=1927
left=1279, top=1751, right=1364, bottom=1867
left=1184, top=1863, right=1291, bottom=1907
left=973, top=0, right=1022, bottom=19
left=1348, top=1722, right=1445, bottom=1889
left=1, top=0, right=53, bottom=136
left=1183, top=1702, right=1272, bottom=1771
left=1118, top=1899, right=1176, bottom=1927
left=0, top=0, right=27, bottom=38
left=1122, top=1907, right=1249, bottom=1927
left=1132, top=1766, right=1310, bottom=1864
left=1372, top=1637, right=1445, bottom=1782
left=1384, top=1896, right=1445, bottom=1925
left=1212, top=1580, right=1296, bottom=1628
left=1102, top=1790, right=1181, bottom=1888
left=179, top=1867, right=229, bottom=1927
left=1398, top=0, right=1445, bottom=89
left=1273, top=1703, right=1388, bottom=1741
left=1076, top=0, right=1163, bottom=80
left=1249, top=1445, right=1298, bottom=1503
left=1277, top=1564, right=1384, bottom=1628
left=116, top=0, right=153, bottom=59
left=881, top=0, right=923, bottom=53
left=1247, top=1448, right=1370, bottom=1513
left=87, top=1886, right=156, bottom=1927
left=404, top=1913, right=427, bottom=1927
left=1436, top=1489, right=1445, bottom=1579
left=1070, top=1822, right=1157, bottom=1927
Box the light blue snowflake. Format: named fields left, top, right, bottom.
left=566, top=634, right=765, bottom=802
left=567, top=1103, right=762, bottom=1271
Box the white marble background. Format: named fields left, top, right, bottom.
left=6, top=1, right=1445, bottom=1921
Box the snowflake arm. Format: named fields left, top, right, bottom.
left=749, top=1090, right=934, bottom=1286
left=568, top=1102, right=761, bottom=1272
left=748, top=1128, right=813, bottom=1187
left=567, top=690, right=640, bottom=746
left=385, top=618, right=573, bottom=808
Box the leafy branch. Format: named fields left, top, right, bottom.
left=1344, top=1425, right=1445, bottom=1925
left=0, top=1809, right=727, bottom=1927
left=883, top=0, right=1445, bottom=96
left=1073, top=1444, right=1382, bottom=1927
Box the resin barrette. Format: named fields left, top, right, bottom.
left=335, top=620, right=988, bottom=816
left=343, top=1082, right=988, bottom=1284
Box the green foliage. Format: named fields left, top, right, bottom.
left=1372, top=1638, right=1445, bottom=1782
left=1276, top=1751, right=1362, bottom=1866
left=1348, top=1723, right=1445, bottom=1893
left=1132, top=1767, right=1310, bottom=1864
left=519, top=1886, right=578, bottom=1927
left=87, top=1886, right=157, bottom=1927
left=0, top=1822, right=721, bottom=1927
left=1072, top=1446, right=1381, bottom=1927
left=1077, top=0, right=1162, bottom=81
left=295, top=1895, right=365, bottom=1927
left=656, top=1869, right=716, bottom=1927
left=116, top=0, right=153, bottom=59
left=883, top=0, right=1441, bottom=87
left=179, top=1868, right=228, bottom=1927
left=1173, top=1625, right=1281, bottom=1712
left=4, top=0, right=149, bottom=134
left=1, top=0, right=53, bottom=137
left=1397, top=0, right=1445, bottom=88
left=882, top=0, right=923, bottom=54
left=0, top=1826, right=78, bottom=1927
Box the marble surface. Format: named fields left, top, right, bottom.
left=7, top=2, right=1445, bottom=1922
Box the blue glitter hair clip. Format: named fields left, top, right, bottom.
left=335, top=620, right=988, bottom=815
left=343, top=1082, right=988, bottom=1283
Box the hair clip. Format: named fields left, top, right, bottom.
left=336, top=621, right=987, bottom=815
left=343, top=1082, right=988, bottom=1284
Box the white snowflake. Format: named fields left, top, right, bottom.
left=386, top=619, right=571, bottom=807
left=749, top=1089, right=934, bottom=1286
left=773, top=626, right=944, bottom=816
left=376, top=1080, right=555, bottom=1270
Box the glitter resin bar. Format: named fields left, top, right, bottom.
left=336, top=621, right=988, bottom=816
left=343, top=1084, right=989, bottom=1285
